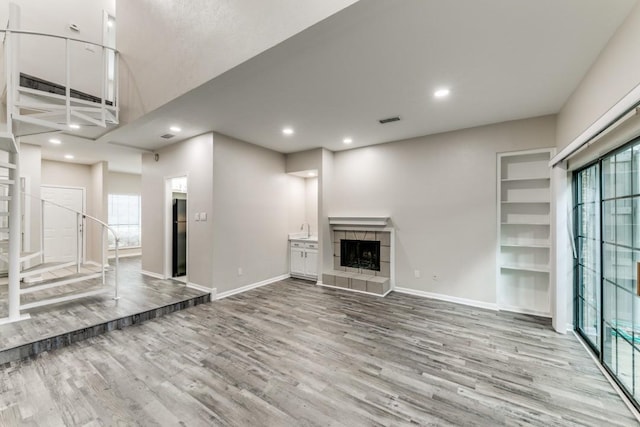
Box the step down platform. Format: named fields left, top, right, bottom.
left=0, top=258, right=212, bottom=365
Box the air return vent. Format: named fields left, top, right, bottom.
left=379, top=116, right=400, bottom=124
left=160, top=133, right=175, bottom=139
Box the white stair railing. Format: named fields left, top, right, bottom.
left=1, top=13, right=119, bottom=134
left=25, top=193, right=120, bottom=296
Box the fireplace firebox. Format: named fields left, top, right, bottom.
left=340, top=239, right=380, bottom=271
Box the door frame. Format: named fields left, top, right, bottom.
left=164, top=173, right=188, bottom=282
left=41, top=185, right=86, bottom=263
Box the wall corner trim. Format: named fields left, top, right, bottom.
left=394, top=287, right=499, bottom=311
left=141, top=270, right=165, bottom=280
left=216, top=274, right=290, bottom=300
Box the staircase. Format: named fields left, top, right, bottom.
left=0, top=3, right=121, bottom=324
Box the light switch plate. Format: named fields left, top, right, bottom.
left=200, top=212, right=207, bottom=221
left=195, top=213, right=200, bottom=221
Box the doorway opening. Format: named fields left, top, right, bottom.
left=165, top=176, right=187, bottom=283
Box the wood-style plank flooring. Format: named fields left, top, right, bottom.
left=0, top=257, right=206, bottom=352
left=0, top=277, right=637, bottom=426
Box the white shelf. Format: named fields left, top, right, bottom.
left=501, top=200, right=550, bottom=204
left=497, top=147, right=554, bottom=317
left=501, top=222, right=550, bottom=226
left=501, top=243, right=550, bottom=249
left=501, top=176, right=550, bottom=182
left=501, top=264, right=550, bottom=274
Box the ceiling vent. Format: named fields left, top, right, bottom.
left=379, top=116, right=400, bottom=124
left=160, top=133, right=175, bottom=139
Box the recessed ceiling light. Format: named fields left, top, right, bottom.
left=434, top=88, right=450, bottom=98
left=169, top=126, right=181, bottom=132
left=307, top=172, right=315, bottom=177
left=343, top=138, right=353, bottom=144
left=69, top=124, right=80, bottom=129
left=107, top=19, right=114, bottom=28
left=282, top=127, right=294, bottom=135
left=64, top=154, right=74, bottom=159
left=49, top=138, right=61, bottom=144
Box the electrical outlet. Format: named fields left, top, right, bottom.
left=237, top=267, right=243, bottom=276
left=432, top=274, right=438, bottom=281
left=414, top=270, right=421, bottom=278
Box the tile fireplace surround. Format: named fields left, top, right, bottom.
left=321, top=217, right=394, bottom=296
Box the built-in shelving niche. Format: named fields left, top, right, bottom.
left=497, top=148, right=554, bottom=317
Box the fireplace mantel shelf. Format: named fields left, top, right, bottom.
left=328, top=216, right=389, bottom=226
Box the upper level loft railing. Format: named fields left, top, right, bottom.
left=0, top=26, right=119, bottom=136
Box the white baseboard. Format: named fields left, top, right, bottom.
left=85, top=261, right=100, bottom=267
left=567, top=323, right=574, bottom=333
left=187, top=282, right=215, bottom=297
left=316, top=281, right=391, bottom=298
left=497, top=304, right=552, bottom=318
left=141, top=270, right=164, bottom=280
left=394, top=287, right=499, bottom=311
left=109, top=252, right=142, bottom=259
left=217, top=274, right=289, bottom=300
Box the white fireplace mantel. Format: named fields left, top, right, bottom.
left=328, top=216, right=389, bottom=227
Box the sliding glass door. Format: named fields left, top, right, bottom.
left=575, top=139, right=640, bottom=406
left=575, top=164, right=600, bottom=351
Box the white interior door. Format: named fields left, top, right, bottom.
left=41, top=186, right=84, bottom=263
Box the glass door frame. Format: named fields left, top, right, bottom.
left=573, top=136, right=640, bottom=411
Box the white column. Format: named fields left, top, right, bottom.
left=552, top=162, right=571, bottom=333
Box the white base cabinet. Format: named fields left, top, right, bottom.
left=290, top=240, right=318, bottom=280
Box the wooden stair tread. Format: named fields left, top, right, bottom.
left=21, top=272, right=102, bottom=295
left=20, top=287, right=110, bottom=311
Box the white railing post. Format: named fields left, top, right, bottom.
left=114, top=50, right=119, bottom=122
left=7, top=150, right=20, bottom=321
left=65, top=38, right=71, bottom=126
left=40, top=199, right=45, bottom=264
left=101, top=46, right=106, bottom=127
left=4, top=28, right=11, bottom=134
left=100, top=226, right=105, bottom=285
left=76, top=212, right=81, bottom=272
left=114, top=237, right=119, bottom=300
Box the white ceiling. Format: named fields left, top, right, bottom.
left=26, top=0, right=640, bottom=172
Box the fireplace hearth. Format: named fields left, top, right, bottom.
left=340, top=239, right=380, bottom=271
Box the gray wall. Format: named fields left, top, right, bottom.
left=108, top=171, right=141, bottom=195
left=211, top=132, right=290, bottom=293
left=328, top=115, right=556, bottom=304
left=556, top=2, right=640, bottom=150
left=141, top=133, right=214, bottom=287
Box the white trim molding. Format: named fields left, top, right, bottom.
left=187, top=282, right=215, bottom=297
left=216, top=274, right=290, bottom=300
left=394, top=287, right=499, bottom=311
left=141, top=269, right=164, bottom=280
left=551, top=83, right=640, bottom=166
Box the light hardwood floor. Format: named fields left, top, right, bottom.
left=0, top=277, right=637, bottom=426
